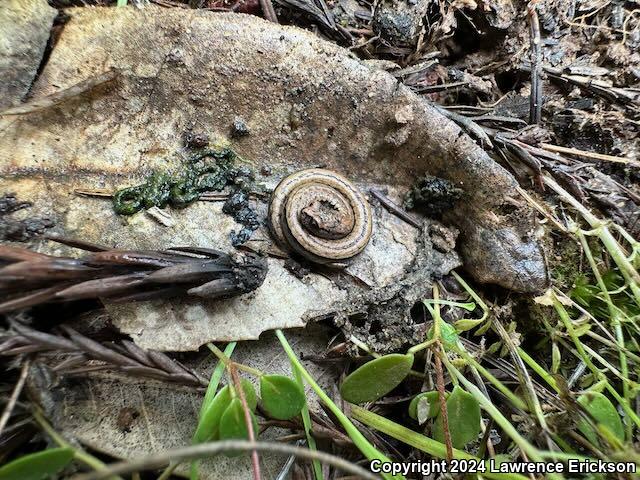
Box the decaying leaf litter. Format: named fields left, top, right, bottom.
left=0, top=0, right=639, bottom=479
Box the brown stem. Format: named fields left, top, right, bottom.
left=528, top=2, right=542, bottom=124
left=259, top=0, right=278, bottom=23
left=369, top=189, right=421, bottom=228
left=0, top=358, right=31, bottom=436
left=229, top=365, right=261, bottom=480
left=433, top=344, right=453, bottom=462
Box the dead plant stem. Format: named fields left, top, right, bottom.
left=229, top=364, right=262, bottom=480
left=0, top=358, right=30, bottom=437
left=434, top=345, right=453, bottom=462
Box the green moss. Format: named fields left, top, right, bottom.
left=548, top=237, right=584, bottom=291
left=113, top=148, right=237, bottom=215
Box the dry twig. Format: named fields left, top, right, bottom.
left=369, top=189, right=421, bottom=228
left=230, top=365, right=262, bottom=480
left=0, top=358, right=31, bottom=437
left=528, top=2, right=542, bottom=124
left=433, top=344, right=453, bottom=462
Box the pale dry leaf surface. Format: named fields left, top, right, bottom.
left=0, top=6, right=546, bottom=350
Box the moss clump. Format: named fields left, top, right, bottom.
left=112, top=148, right=262, bottom=247
left=113, top=148, right=237, bottom=215
left=403, top=175, right=463, bottom=216
left=548, top=236, right=584, bottom=291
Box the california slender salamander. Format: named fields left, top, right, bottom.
left=268, top=168, right=373, bottom=264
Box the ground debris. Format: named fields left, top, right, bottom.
left=323, top=221, right=460, bottom=354
left=0, top=193, right=54, bottom=242
left=403, top=175, right=463, bottom=216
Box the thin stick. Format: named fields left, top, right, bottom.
left=430, top=285, right=453, bottom=462
left=68, top=441, right=379, bottom=480
left=155, top=462, right=178, bottom=480
left=0, top=358, right=30, bottom=436
left=432, top=104, right=493, bottom=148
left=229, top=365, right=262, bottom=480
left=259, top=0, right=278, bottom=23
left=528, top=3, right=542, bottom=124
left=74, top=188, right=113, bottom=198
left=539, top=143, right=640, bottom=167
left=369, top=189, right=421, bottom=228
left=207, top=343, right=263, bottom=377
left=433, top=347, right=453, bottom=462
left=515, top=186, right=568, bottom=233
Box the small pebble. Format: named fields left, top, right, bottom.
left=183, top=131, right=209, bottom=148
left=231, top=117, right=250, bottom=137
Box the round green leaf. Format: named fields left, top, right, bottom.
left=240, top=378, right=258, bottom=412
left=219, top=398, right=259, bottom=440
left=0, top=447, right=74, bottom=480
left=340, top=353, right=414, bottom=404
left=577, top=392, right=624, bottom=445
left=219, top=398, right=260, bottom=456
left=260, top=375, right=305, bottom=420
left=193, top=385, right=232, bottom=443
left=408, top=391, right=445, bottom=424
left=433, top=385, right=481, bottom=449
left=427, top=321, right=459, bottom=349
left=192, top=380, right=256, bottom=443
